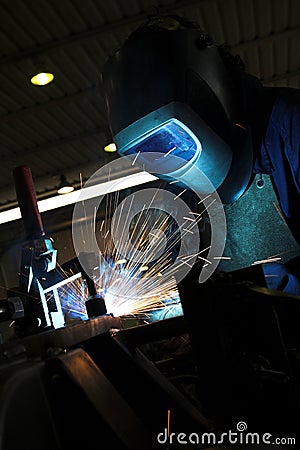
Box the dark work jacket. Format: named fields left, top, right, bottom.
left=252, top=87, right=300, bottom=294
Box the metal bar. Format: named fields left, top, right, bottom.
left=57, top=348, right=154, bottom=449
left=117, top=314, right=189, bottom=347
left=36, top=279, right=51, bottom=327
left=43, top=272, right=82, bottom=294
left=0, top=314, right=121, bottom=359
left=51, top=288, right=65, bottom=329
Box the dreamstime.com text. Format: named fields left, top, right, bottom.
left=157, top=421, right=296, bottom=446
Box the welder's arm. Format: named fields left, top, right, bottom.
left=262, top=255, right=300, bottom=296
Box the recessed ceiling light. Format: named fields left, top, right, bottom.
left=57, top=185, right=74, bottom=195
left=30, top=72, right=54, bottom=86
left=57, top=175, right=74, bottom=195
left=104, top=143, right=117, bottom=152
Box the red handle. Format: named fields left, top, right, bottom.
left=13, top=165, right=45, bottom=239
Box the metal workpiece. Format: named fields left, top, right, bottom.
left=0, top=312, right=209, bottom=450
left=79, top=319, right=213, bottom=441
left=0, top=313, right=122, bottom=360
left=56, top=347, right=154, bottom=449
left=1, top=261, right=300, bottom=448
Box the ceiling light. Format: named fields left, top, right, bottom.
left=104, top=143, right=117, bottom=152
left=57, top=175, right=74, bottom=195
left=30, top=72, right=54, bottom=86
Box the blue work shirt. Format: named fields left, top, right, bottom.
left=253, top=87, right=300, bottom=294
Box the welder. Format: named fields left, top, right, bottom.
left=101, top=14, right=300, bottom=296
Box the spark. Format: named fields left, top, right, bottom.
left=178, top=260, right=193, bottom=268
left=188, top=211, right=202, bottom=216
left=197, top=256, right=212, bottom=265
left=192, top=245, right=213, bottom=265
left=183, top=216, right=195, bottom=222
left=197, top=193, right=212, bottom=205
left=198, top=198, right=216, bottom=211
left=163, top=146, right=177, bottom=157
left=51, top=265, right=88, bottom=321
left=181, top=252, right=201, bottom=260
left=116, top=259, right=127, bottom=265
left=181, top=228, right=193, bottom=234
left=174, top=189, right=187, bottom=200
left=273, top=202, right=288, bottom=225
left=264, top=274, right=280, bottom=278
left=62, top=183, right=214, bottom=320
left=131, top=151, right=140, bottom=166
left=235, top=123, right=247, bottom=131
left=214, top=256, right=231, bottom=260
left=149, top=232, right=160, bottom=241
left=252, top=257, right=282, bottom=265
left=93, top=190, right=186, bottom=317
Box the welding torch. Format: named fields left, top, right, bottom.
left=78, top=251, right=107, bottom=318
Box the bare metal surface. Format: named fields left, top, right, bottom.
left=0, top=314, right=122, bottom=360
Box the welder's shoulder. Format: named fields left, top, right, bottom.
left=275, top=87, right=300, bottom=117
left=266, top=86, right=300, bottom=137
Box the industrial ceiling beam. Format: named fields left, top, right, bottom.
left=0, top=66, right=298, bottom=125
left=0, top=0, right=298, bottom=66
left=0, top=126, right=108, bottom=166
left=0, top=0, right=199, bottom=65
left=233, top=26, right=300, bottom=52
left=0, top=87, right=104, bottom=124
left=263, top=68, right=300, bottom=84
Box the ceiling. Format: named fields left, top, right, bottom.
left=0, top=0, right=299, bottom=215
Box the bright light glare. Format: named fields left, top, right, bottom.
left=0, top=171, right=157, bottom=225
left=57, top=185, right=75, bottom=195
left=31, top=72, right=54, bottom=86
left=104, top=143, right=117, bottom=152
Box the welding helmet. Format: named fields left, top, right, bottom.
left=101, top=16, right=253, bottom=204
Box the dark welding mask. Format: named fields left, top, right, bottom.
left=101, top=18, right=253, bottom=204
